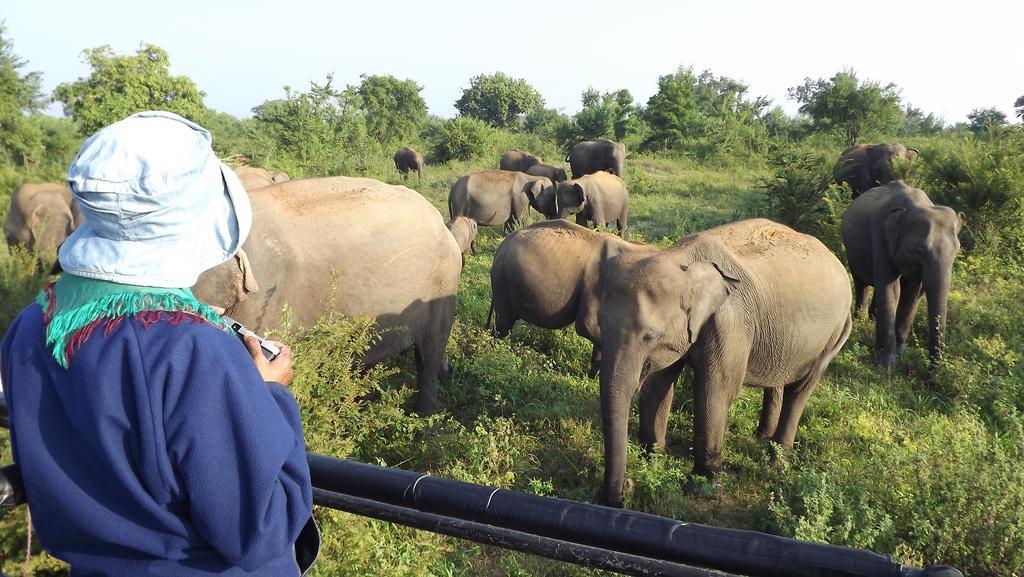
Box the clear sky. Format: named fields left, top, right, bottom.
left=4, top=0, right=1022, bottom=124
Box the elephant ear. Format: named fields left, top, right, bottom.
left=235, top=248, right=260, bottom=294
left=572, top=183, right=588, bottom=208
left=883, top=207, right=907, bottom=255
left=680, top=261, right=739, bottom=344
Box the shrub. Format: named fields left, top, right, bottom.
left=433, top=117, right=494, bottom=163
left=756, top=144, right=850, bottom=255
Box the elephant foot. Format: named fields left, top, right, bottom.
left=599, top=479, right=633, bottom=509
left=873, top=349, right=898, bottom=370
left=685, top=472, right=719, bottom=499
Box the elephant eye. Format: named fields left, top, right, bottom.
left=642, top=330, right=662, bottom=343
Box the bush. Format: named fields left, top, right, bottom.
left=909, top=131, right=1024, bottom=257
left=756, top=144, right=850, bottom=254
left=432, top=117, right=495, bottom=163
left=765, top=411, right=1024, bottom=577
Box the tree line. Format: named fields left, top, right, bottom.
left=2, top=29, right=1021, bottom=179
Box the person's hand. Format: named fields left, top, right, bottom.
left=244, top=335, right=293, bottom=386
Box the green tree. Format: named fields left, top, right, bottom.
left=0, top=23, right=45, bottom=164
left=250, top=75, right=368, bottom=174
left=356, top=74, right=426, bottom=145
left=967, top=107, right=1008, bottom=133
left=788, top=69, right=903, bottom=146
left=899, top=104, right=944, bottom=136
left=454, top=72, right=543, bottom=130
left=433, top=116, right=493, bottom=163
left=54, top=44, right=207, bottom=136
left=640, top=67, right=702, bottom=151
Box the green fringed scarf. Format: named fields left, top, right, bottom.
left=36, top=274, right=229, bottom=368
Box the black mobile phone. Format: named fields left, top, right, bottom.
left=222, top=315, right=281, bottom=361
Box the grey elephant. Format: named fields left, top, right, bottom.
left=554, top=172, right=629, bottom=236
left=833, top=143, right=919, bottom=196
left=489, top=219, right=659, bottom=376
left=567, top=139, right=625, bottom=178
left=841, top=181, right=962, bottom=373
left=447, top=216, right=478, bottom=258
left=193, top=176, right=462, bottom=414
left=233, top=166, right=290, bottom=190
left=394, top=146, right=424, bottom=181
left=4, top=183, right=82, bottom=253
left=499, top=150, right=542, bottom=172
left=448, top=170, right=553, bottom=232
left=525, top=163, right=568, bottom=184
left=596, top=219, right=852, bottom=507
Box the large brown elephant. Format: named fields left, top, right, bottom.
left=448, top=170, right=553, bottom=231
left=4, top=183, right=82, bottom=253
left=233, top=166, right=291, bottom=190
left=499, top=150, right=542, bottom=172
left=489, top=219, right=658, bottom=376
left=833, top=143, right=918, bottom=196
left=193, top=176, right=462, bottom=414
left=596, top=219, right=852, bottom=507
left=841, top=181, right=962, bottom=374
left=567, top=139, right=626, bottom=179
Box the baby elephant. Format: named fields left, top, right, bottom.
left=447, top=216, right=478, bottom=259
left=555, top=172, right=629, bottom=236
left=394, top=146, right=424, bottom=181
left=448, top=170, right=552, bottom=232
left=489, top=219, right=658, bottom=376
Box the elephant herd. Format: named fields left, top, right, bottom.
left=4, top=140, right=962, bottom=509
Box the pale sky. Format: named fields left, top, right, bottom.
left=4, top=0, right=1022, bottom=125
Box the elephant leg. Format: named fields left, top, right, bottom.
left=691, top=347, right=747, bottom=479
left=772, top=342, right=838, bottom=451
left=755, top=387, right=783, bottom=440
left=638, top=361, right=685, bottom=452
left=575, top=214, right=588, bottom=227
left=873, top=275, right=901, bottom=369
left=894, top=278, right=923, bottom=356
left=853, top=279, right=871, bottom=316
left=588, top=345, right=601, bottom=379
left=413, top=302, right=456, bottom=415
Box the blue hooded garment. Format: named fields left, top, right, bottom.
left=1, top=303, right=313, bottom=576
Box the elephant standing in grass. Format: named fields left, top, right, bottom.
left=447, top=216, right=478, bottom=258
left=4, top=183, right=82, bottom=252
left=841, top=181, right=962, bottom=374
left=448, top=170, right=553, bottom=232
left=489, top=219, right=658, bottom=377
left=525, top=163, right=568, bottom=184
left=596, top=219, right=852, bottom=507
left=233, top=166, right=290, bottom=190
left=833, top=143, right=918, bottom=196
left=394, top=146, right=424, bottom=181
left=193, top=176, right=462, bottom=414
left=500, top=150, right=542, bottom=172
left=567, top=139, right=625, bottom=178
left=554, top=172, right=629, bottom=236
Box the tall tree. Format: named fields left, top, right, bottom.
left=0, top=23, right=44, bottom=164
left=454, top=72, right=543, bottom=130
left=640, top=67, right=702, bottom=151
left=788, top=69, right=903, bottom=146
left=900, top=104, right=945, bottom=136
left=54, top=44, right=207, bottom=136
left=967, top=107, right=1008, bottom=133
left=356, top=74, right=426, bottom=145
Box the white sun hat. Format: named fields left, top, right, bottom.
left=58, top=111, right=252, bottom=288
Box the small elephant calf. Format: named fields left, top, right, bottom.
left=447, top=216, right=478, bottom=259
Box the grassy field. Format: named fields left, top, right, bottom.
left=2, top=154, right=1023, bottom=576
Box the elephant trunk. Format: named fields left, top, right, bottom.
left=599, top=346, right=643, bottom=508
left=923, top=261, right=952, bottom=370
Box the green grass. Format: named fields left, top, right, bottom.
left=2, top=151, right=1023, bottom=577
